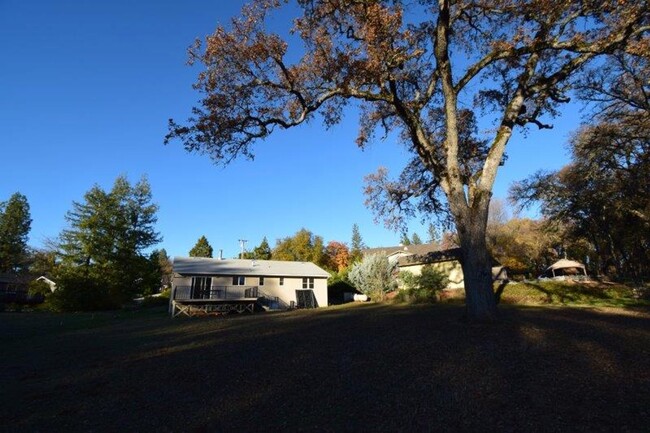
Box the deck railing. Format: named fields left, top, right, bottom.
left=173, top=285, right=259, bottom=300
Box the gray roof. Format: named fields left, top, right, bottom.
left=396, top=247, right=463, bottom=266
left=173, top=257, right=330, bottom=278
left=364, top=243, right=446, bottom=258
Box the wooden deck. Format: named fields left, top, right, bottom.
left=170, top=298, right=257, bottom=317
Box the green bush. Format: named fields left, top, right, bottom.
left=28, top=280, right=52, bottom=298
left=396, top=266, right=448, bottom=304
left=47, top=270, right=120, bottom=312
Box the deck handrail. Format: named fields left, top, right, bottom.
left=173, top=285, right=259, bottom=300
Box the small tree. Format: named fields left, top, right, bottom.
left=398, top=265, right=448, bottom=303
left=348, top=253, right=397, bottom=302
left=189, top=235, right=213, bottom=258
left=252, top=237, right=272, bottom=260
left=350, top=223, right=365, bottom=263
left=0, top=192, right=31, bottom=273
left=427, top=223, right=441, bottom=246
left=411, top=233, right=423, bottom=245
left=324, top=241, right=350, bottom=273
left=156, top=248, right=173, bottom=289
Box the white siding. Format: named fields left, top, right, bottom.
left=172, top=274, right=328, bottom=307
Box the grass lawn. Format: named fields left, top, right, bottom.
left=2, top=302, right=649, bottom=432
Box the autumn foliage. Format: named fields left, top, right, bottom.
left=167, top=0, right=649, bottom=321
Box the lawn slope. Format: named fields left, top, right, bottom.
left=1, top=304, right=649, bottom=432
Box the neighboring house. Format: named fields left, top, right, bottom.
left=365, top=243, right=507, bottom=290
left=364, top=243, right=442, bottom=265
left=0, top=273, right=37, bottom=303
left=171, top=257, right=330, bottom=314
left=396, top=247, right=467, bottom=289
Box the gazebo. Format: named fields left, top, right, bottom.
left=541, top=259, right=588, bottom=279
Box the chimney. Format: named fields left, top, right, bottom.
left=219, top=249, right=223, bottom=260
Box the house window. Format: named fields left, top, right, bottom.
left=279, top=277, right=284, bottom=286
left=302, top=277, right=314, bottom=289
left=259, top=277, right=265, bottom=285
left=232, top=276, right=245, bottom=286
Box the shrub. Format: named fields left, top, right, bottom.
left=396, top=266, right=448, bottom=304
left=140, top=294, right=170, bottom=308
left=47, top=269, right=120, bottom=312
left=348, top=254, right=397, bottom=302
left=28, top=280, right=51, bottom=298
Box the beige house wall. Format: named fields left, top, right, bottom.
left=173, top=275, right=328, bottom=307
left=399, top=260, right=465, bottom=289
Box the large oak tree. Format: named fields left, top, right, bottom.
left=167, top=0, right=648, bottom=321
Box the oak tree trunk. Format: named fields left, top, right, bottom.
left=451, top=195, right=498, bottom=322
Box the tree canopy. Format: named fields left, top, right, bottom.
left=0, top=192, right=31, bottom=273
left=55, top=176, right=161, bottom=309
left=350, top=223, right=365, bottom=263
left=511, top=49, right=649, bottom=281
left=189, top=235, right=214, bottom=258
left=167, top=0, right=649, bottom=321
left=272, top=228, right=326, bottom=266
left=243, top=237, right=273, bottom=260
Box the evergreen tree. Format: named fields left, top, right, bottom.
left=156, top=248, right=173, bottom=289
left=350, top=223, right=365, bottom=263
left=189, top=235, right=213, bottom=258
left=348, top=254, right=397, bottom=302
left=411, top=232, right=423, bottom=245
left=252, top=237, right=272, bottom=260
left=56, top=176, right=161, bottom=308
left=29, top=248, right=58, bottom=277
left=0, top=193, right=32, bottom=273
left=427, top=223, right=441, bottom=246
left=400, top=232, right=411, bottom=246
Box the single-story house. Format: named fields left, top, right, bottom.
left=540, top=259, right=588, bottom=280
left=365, top=243, right=507, bottom=290
left=171, top=257, right=330, bottom=312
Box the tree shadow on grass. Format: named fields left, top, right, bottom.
left=2, top=304, right=649, bottom=432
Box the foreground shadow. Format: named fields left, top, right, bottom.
left=2, top=304, right=649, bottom=432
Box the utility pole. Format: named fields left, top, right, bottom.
left=238, top=239, right=248, bottom=259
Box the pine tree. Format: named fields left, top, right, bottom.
left=0, top=193, right=32, bottom=273
left=189, top=235, right=213, bottom=258
left=350, top=223, right=365, bottom=263
left=411, top=232, right=423, bottom=245
left=252, top=237, right=272, bottom=260
left=427, top=223, right=441, bottom=246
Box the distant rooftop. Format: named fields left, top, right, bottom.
left=363, top=243, right=446, bottom=258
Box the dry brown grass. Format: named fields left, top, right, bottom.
left=2, top=303, right=649, bottom=432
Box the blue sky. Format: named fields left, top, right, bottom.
left=0, top=0, right=579, bottom=258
